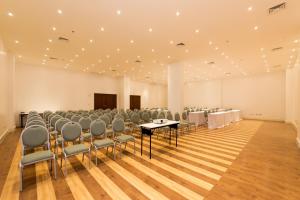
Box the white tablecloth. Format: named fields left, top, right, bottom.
left=208, top=110, right=241, bottom=129
left=188, top=111, right=206, bottom=126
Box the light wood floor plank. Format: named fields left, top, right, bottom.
left=35, top=162, right=56, bottom=200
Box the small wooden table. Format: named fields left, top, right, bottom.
left=139, top=120, right=179, bottom=159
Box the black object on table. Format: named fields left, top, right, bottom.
left=139, top=121, right=179, bottom=159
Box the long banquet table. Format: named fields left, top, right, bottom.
left=208, top=110, right=241, bottom=129
left=188, top=111, right=206, bottom=126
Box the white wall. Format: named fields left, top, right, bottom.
left=0, top=37, right=15, bottom=139
left=15, top=63, right=167, bottom=124
left=285, top=58, right=300, bottom=146
left=130, top=80, right=167, bottom=108
left=184, top=71, right=286, bottom=121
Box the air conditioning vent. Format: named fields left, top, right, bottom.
left=269, top=2, right=286, bottom=14
left=176, top=42, right=185, bottom=47
left=272, top=64, right=281, bottom=68
left=272, top=47, right=283, bottom=51
left=111, top=69, right=117, bottom=72
left=49, top=57, right=58, bottom=60
left=58, top=36, right=69, bottom=42
left=135, top=60, right=141, bottom=63
left=208, top=61, right=215, bottom=65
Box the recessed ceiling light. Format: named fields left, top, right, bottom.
left=57, top=9, right=62, bottom=14
left=260, top=48, right=264, bottom=51
left=176, top=11, right=180, bottom=16
left=14, top=40, right=19, bottom=44
left=100, top=27, right=104, bottom=32
left=225, top=55, right=229, bottom=59
left=221, top=52, right=225, bottom=56
left=167, top=56, right=171, bottom=59
left=254, top=26, right=258, bottom=30
left=106, top=54, right=110, bottom=58
left=44, top=54, right=48, bottom=57
left=81, top=48, right=85, bottom=51
left=7, top=12, right=14, bottom=17
left=151, top=49, right=155, bottom=52
left=116, top=10, right=121, bottom=15
left=48, top=39, right=52, bottom=43
left=70, top=59, right=74, bottom=62
left=89, top=39, right=94, bottom=43
left=148, top=28, right=153, bottom=32
left=116, top=48, right=120, bottom=52
left=248, top=6, right=253, bottom=11
left=262, top=55, right=266, bottom=58
left=169, top=40, right=174, bottom=44
left=52, top=27, right=56, bottom=31
left=98, top=59, right=102, bottom=63
left=294, top=39, right=299, bottom=43
left=209, top=41, right=212, bottom=45
left=215, top=47, right=219, bottom=50
left=125, top=60, right=129, bottom=63
left=130, top=40, right=134, bottom=44
left=185, top=49, right=189, bottom=53
left=46, top=47, right=50, bottom=51
left=292, top=48, right=296, bottom=52
left=290, top=55, right=294, bottom=59
left=75, top=54, right=79, bottom=57
left=18, top=55, right=22, bottom=58
left=195, top=29, right=199, bottom=33
left=42, top=62, right=46, bottom=65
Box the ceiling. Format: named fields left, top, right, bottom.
left=0, top=0, right=300, bottom=84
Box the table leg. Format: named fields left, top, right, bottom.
left=141, top=132, right=143, bottom=156
left=176, top=127, right=178, bottom=147
left=150, top=133, right=152, bottom=159
left=169, top=127, right=171, bottom=145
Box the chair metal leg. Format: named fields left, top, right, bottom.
left=88, top=151, right=91, bottom=168
left=125, top=142, right=127, bottom=149
left=64, top=157, right=67, bottom=176
left=134, top=140, right=136, bottom=155
left=49, top=159, right=52, bottom=172
left=53, top=157, right=57, bottom=179
left=119, top=143, right=122, bottom=158
left=106, top=146, right=108, bottom=154
left=19, top=165, right=23, bottom=191
left=82, top=153, right=84, bottom=161
left=60, top=152, right=63, bottom=168
left=95, top=149, right=98, bottom=166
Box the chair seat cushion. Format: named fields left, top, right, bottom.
left=116, top=134, right=135, bottom=143
left=21, top=150, right=53, bottom=165
left=82, top=132, right=91, bottom=139
left=64, top=144, right=89, bottom=156
left=94, top=138, right=114, bottom=148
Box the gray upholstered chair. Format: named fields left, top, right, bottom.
left=54, top=118, right=71, bottom=154
left=90, top=119, right=115, bottom=165
left=79, top=117, right=92, bottom=140
left=182, top=111, right=196, bottom=131
left=157, top=112, right=165, bottom=119
left=25, top=120, right=46, bottom=128
left=130, top=112, right=141, bottom=134
left=65, top=113, right=73, bottom=120
left=89, top=114, right=98, bottom=121
left=112, top=118, right=135, bottom=159
left=175, top=112, right=189, bottom=134
left=71, top=115, right=81, bottom=122
left=49, top=115, right=62, bottom=133
left=19, top=125, right=56, bottom=191
left=142, top=112, right=151, bottom=123
left=60, top=122, right=90, bottom=175
left=151, top=111, right=158, bottom=120
left=100, top=115, right=113, bottom=137
left=26, top=116, right=43, bottom=124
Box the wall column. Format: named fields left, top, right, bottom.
left=168, top=63, right=184, bottom=114
left=122, top=75, right=130, bottom=110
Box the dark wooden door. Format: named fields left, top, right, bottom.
left=130, top=95, right=141, bottom=110
left=94, top=93, right=117, bottom=109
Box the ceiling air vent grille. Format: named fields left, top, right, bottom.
left=58, top=36, right=69, bottom=42
left=208, top=61, right=215, bottom=65
left=272, top=47, right=283, bottom=51
left=49, top=57, right=58, bottom=60
left=269, top=2, right=286, bottom=14
left=176, top=43, right=185, bottom=47
left=272, top=65, right=281, bottom=68
left=135, top=60, right=142, bottom=63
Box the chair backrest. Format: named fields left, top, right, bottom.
left=99, top=115, right=110, bottom=128
left=167, top=112, right=173, bottom=120
left=151, top=111, right=158, bottom=119
left=114, top=114, right=124, bottom=120
left=142, top=112, right=151, bottom=123
left=61, top=122, right=82, bottom=142
left=174, top=112, right=180, bottom=121
left=79, top=117, right=92, bottom=131
left=90, top=119, right=106, bottom=137
left=182, top=112, right=188, bottom=120
left=65, top=113, right=73, bottom=120
left=27, top=116, right=42, bottom=123
left=47, top=113, right=56, bottom=123
left=50, top=115, right=62, bottom=127
left=71, top=115, right=81, bottom=122
left=105, top=113, right=112, bottom=123
left=26, top=120, right=46, bottom=128
left=131, top=113, right=140, bottom=124
left=21, top=125, right=49, bottom=150
left=55, top=118, right=71, bottom=132
left=158, top=112, right=165, bottom=119
left=89, top=114, right=98, bottom=121
left=112, top=118, right=125, bottom=133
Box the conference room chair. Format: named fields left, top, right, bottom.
left=174, top=112, right=189, bottom=134
left=151, top=110, right=158, bottom=120
left=142, top=112, right=151, bottom=123
left=49, top=115, right=62, bottom=132
left=70, top=114, right=81, bottom=122
left=90, top=119, right=115, bottom=165
left=112, top=118, right=136, bottom=159
left=89, top=114, right=99, bottom=121
left=79, top=117, right=92, bottom=140
left=182, top=111, right=197, bottom=132
left=53, top=118, right=71, bottom=155
left=60, top=122, right=91, bottom=175
left=19, top=125, right=56, bottom=191
left=25, top=120, right=46, bottom=128
left=130, top=112, right=141, bottom=135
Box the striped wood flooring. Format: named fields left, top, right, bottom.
left=0, top=120, right=263, bottom=200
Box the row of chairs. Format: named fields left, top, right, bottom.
left=20, top=111, right=136, bottom=191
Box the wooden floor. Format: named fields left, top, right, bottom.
left=0, top=120, right=300, bottom=200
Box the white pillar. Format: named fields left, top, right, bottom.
left=168, top=63, right=184, bottom=114
left=122, top=76, right=130, bottom=110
